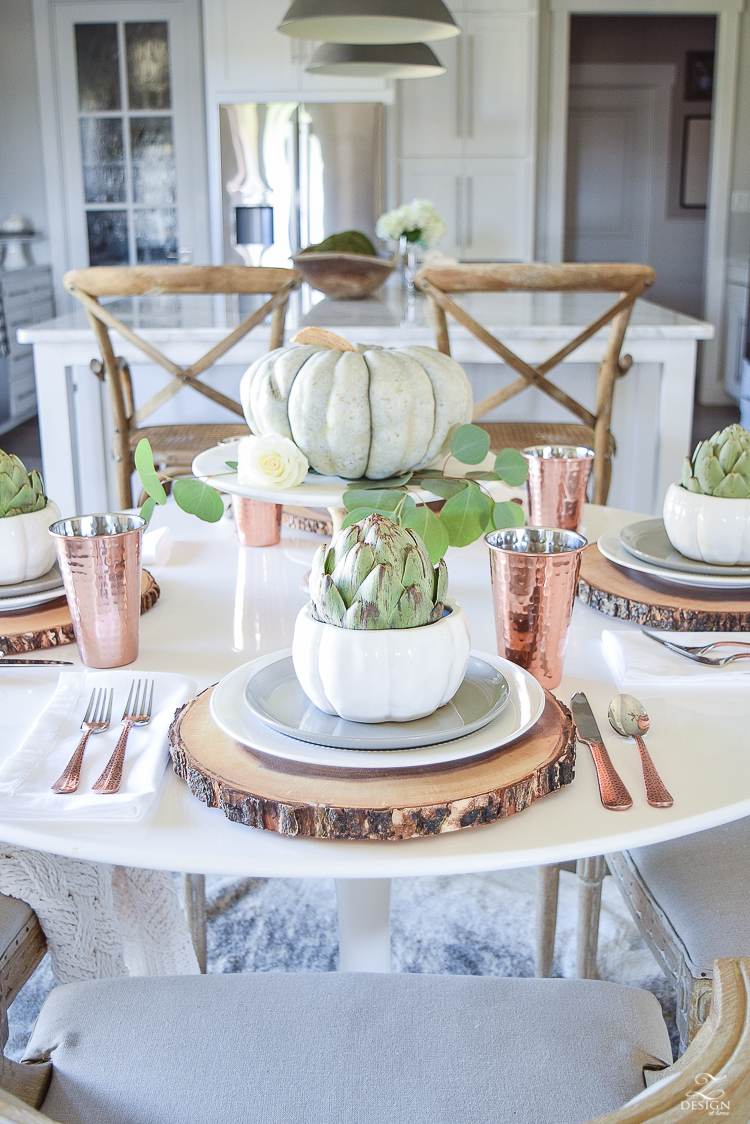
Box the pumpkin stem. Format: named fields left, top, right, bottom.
left=292, top=327, right=357, bottom=352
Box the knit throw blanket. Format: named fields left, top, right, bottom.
left=0, top=845, right=199, bottom=982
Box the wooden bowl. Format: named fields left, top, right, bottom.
left=292, top=251, right=395, bottom=300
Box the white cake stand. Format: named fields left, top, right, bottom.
left=192, top=440, right=510, bottom=535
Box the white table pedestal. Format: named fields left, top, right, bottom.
left=336, top=878, right=392, bottom=972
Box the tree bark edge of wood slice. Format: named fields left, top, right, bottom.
left=577, top=544, right=750, bottom=631
left=169, top=686, right=576, bottom=842
left=0, top=570, right=160, bottom=654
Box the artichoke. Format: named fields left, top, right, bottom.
left=310, top=513, right=448, bottom=630
left=682, top=424, right=750, bottom=498
left=0, top=450, right=47, bottom=518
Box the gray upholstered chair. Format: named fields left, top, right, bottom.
left=607, top=816, right=750, bottom=1053
left=0, top=893, right=748, bottom=1123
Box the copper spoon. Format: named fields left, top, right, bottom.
left=608, top=695, right=673, bottom=808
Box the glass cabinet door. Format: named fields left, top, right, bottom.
left=53, top=2, right=208, bottom=272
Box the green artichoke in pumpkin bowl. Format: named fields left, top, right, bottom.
left=0, top=449, right=47, bottom=517
left=682, top=424, right=750, bottom=498
left=309, top=513, right=448, bottom=630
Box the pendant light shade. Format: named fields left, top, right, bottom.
left=278, top=0, right=460, bottom=44
left=306, top=41, right=445, bottom=78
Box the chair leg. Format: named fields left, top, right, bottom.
left=576, top=855, right=608, bottom=978
left=182, top=873, right=207, bottom=973
left=535, top=865, right=561, bottom=977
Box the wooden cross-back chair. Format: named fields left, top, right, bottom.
left=416, top=263, right=655, bottom=504
left=64, top=265, right=300, bottom=508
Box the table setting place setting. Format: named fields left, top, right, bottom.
left=2, top=328, right=750, bottom=842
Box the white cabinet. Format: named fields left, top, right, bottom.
left=462, top=15, right=535, bottom=159
left=0, top=267, right=54, bottom=435
left=397, top=5, right=537, bottom=262
left=400, top=157, right=532, bottom=262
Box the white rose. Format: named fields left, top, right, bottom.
left=237, top=435, right=309, bottom=489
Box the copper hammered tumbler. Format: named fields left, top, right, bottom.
left=486, top=527, right=587, bottom=689
left=233, top=497, right=282, bottom=547
left=522, top=446, right=594, bottom=532
left=49, top=514, right=146, bottom=668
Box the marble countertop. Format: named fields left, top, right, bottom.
left=19, top=285, right=713, bottom=345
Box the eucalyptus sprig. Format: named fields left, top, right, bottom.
left=341, top=424, right=527, bottom=564
left=135, top=439, right=225, bottom=524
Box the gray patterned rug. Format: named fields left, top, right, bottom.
left=7, top=867, right=678, bottom=1060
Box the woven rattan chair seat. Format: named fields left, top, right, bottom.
left=128, top=424, right=250, bottom=467
left=476, top=422, right=615, bottom=456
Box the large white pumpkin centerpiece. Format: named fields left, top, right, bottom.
left=240, top=327, right=473, bottom=480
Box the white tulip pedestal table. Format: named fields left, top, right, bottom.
left=3, top=502, right=750, bottom=975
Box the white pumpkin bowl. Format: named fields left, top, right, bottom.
left=292, top=599, right=471, bottom=724
left=663, top=481, right=750, bottom=565
left=0, top=502, right=61, bottom=584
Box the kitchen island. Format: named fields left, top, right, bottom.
left=19, top=286, right=712, bottom=518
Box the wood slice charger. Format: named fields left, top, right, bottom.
left=0, top=570, right=160, bottom=655
left=578, top=544, right=750, bottom=631
left=169, top=687, right=576, bottom=842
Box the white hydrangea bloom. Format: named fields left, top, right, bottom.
left=375, top=199, right=446, bottom=248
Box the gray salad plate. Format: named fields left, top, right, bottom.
left=620, top=519, right=750, bottom=577
left=243, top=655, right=511, bottom=751
left=0, top=564, right=63, bottom=600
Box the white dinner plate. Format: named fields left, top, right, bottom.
left=209, top=648, right=546, bottom=770
left=598, top=528, right=750, bottom=590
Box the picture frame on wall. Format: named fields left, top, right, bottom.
left=680, top=116, right=711, bottom=209
left=685, top=51, right=714, bottom=102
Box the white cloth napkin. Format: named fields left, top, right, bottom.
left=142, top=526, right=173, bottom=566
left=0, top=670, right=196, bottom=821
left=601, top=629, right=750, bottom=692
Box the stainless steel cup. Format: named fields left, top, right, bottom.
left=522, top=445, right=594, bottom=532
left=49, top=514, right=146, bottom=668
left=233, top=497, right=282, bottom=547
left=486, top=526, right=587, bottom=689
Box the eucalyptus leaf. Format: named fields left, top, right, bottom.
left=466, top=470, right=500, bottom=481
left=402, top=505, right=450, bottom=564
left=134, top=439, right=167, bottom=505
left=341, top=506, right=396, bottom=530
left=494, top=448, right=529, bottom=487
left=172, top=478, right=224, bottom=522
left=139, top=496, right=156, bottom=526
left=225, top=460, right=238, bottom=471
left=343, top=489, right=401, bottom=513
left=492, top=500, right=525, bottom=529
left=346, top=473, right=413, bottom=490
left=450, top=424, right=490, bottom=465
left=439, top=483, right=492, bottom=547
left=421, top=477, right=468, bottom=500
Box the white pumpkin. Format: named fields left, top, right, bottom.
left=0, top=502, right=61, bottom=584
left=240, top=328, right=473, bottom=480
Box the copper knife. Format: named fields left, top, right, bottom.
left=570, top=692, right=633, bottom=811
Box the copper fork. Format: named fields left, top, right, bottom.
left=51, top=687, right=113, bottom=794
left=92, top=679, right=154, bottom=795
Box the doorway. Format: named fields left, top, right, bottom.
left=565, top=16, right=716, bottom=320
